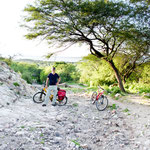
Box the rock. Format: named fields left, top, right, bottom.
left=41, top=147, right=50, bottom=150
left=0, top=62, right=36, bottom=106
left=144, top=93, right=150, bottom=97
left=115, top=93, right=121, bottom=98
left=112, top=110, right=116, bottom=114
left=81, top=144, right=89, bottom=149
left=54, top=132, right=61, bottom=137
left=144, top=140, right=150, bottom=146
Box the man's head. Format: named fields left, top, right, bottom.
left=51, top=67, right=55, bottom=73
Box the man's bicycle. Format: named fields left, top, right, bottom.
left=33, top=87, right=68, bottom=106
left=91, top=86, right=108, bottom=111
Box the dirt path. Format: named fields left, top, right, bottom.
left=109, top=94, right=150, bottom=149
left=0, top=91, right=150, bottom=150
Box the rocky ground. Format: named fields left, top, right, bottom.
left=0, top=61, right=150, bottom=150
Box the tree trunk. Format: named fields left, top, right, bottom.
left=107, top=60, right=126, bottom=92
left=123, top=76, right=126, bottom=84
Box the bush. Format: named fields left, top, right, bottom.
left=13, top=82, right=20, bottom=87
left=77, top=54, right=116, bottom=86
left=22, top=72, right=33, bottom=84
left=111, top=86, right=121, bottom=94
left=139, top=87, right=150, bottom=94
left=124, top=82, right=150, bottom=94
left=40, top=62, right=80, bottom=83
left=40, top=66, right=51, bottom=83
left=11, top=62, right=42, bottom=84
left=1, top=58, right=12, bottom=66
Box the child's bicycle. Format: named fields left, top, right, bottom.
left=91, top=86, right=108, bottom=111
left=33, top=87, right=68, bottom=106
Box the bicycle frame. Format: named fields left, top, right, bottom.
left=96, top=86, right=105, bottom=100
left=96, top=90, right=104, bottom=100
left=40, top=87, right=53, bottom=101
left=43, top=87, right=47, bottom=93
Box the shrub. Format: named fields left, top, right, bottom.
left=13, top=82, right=20, bottom=86
left=108, top=104, right=117, bottom=110
left=40, top=62, right=80, bottom=83
left=22, top=72, right=33, bottom=84
left=139, top=87, right=150, bottom=94
left=123, top=108, right=129, bottom=112
left=11, top=62, right=42, bottom=84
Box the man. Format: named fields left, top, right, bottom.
left=42, top=67, right=61, bottom=106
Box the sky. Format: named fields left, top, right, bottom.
left=0, top=0, right=89, bottom=60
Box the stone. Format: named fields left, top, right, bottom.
left=115, top=93, right=121, bottom=98
left=144, top=93, right=150, bottom=97
left=112, top=110, right=116, bottom=114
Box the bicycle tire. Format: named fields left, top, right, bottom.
left=33, top=92, right=46, bottom=103
left=57, top=96, right=68, bottom=106
left=96, top=95, right=108, bottom=111
left=91, top=92, right=97, bottom=104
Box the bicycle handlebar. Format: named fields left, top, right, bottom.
left=98, top=86, right=105, bottom=91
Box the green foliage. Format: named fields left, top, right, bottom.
left=11, top=62, right=42, bottom=84
left=139, top=87, right=150, bottom=94
left=78, top=54, right=150, bottom=94
left=71, top=139, right=80, bottom=147
left=40, top=140, right=45, bottom=144
left=23, top=0, right=150, bottom=92
left=13, top=82, right=20, bottom=87
left=124, top=82, right=150, bottom=95
left=78, top=54, right=115, bottom=86
left=54, top=62, right=80, bottom=83
left=0, top=57, right=12, bottom=66
left=29, top=127, right=36, bottom=131
left=140, top=63, right=150, bottom=84
left=24, top=0, right=150, bottom=91
left=111, top=87, right=121, bottom=94
left=22, top=72, right=33, bottom=84
left=144, top=95, right=150, bottom=99
left=40, top=62, right=80, bottom=83
left=8, top=60, right=80, bottom=84
left=123, top=108, right=129, bottom=112
left=40, top=66, right=51, bottom=83
left=20, top=126, right=25, bottom=129
left=72, top=103, right=78, bottom=107
left=108, top=104, right=117, bottom=110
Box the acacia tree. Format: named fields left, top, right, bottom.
left=23, top=0, right=150, bottom=92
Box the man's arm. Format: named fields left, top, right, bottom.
left=45, top=78, right=49, bottom=88
left=56, top=77, right=61, bottom=85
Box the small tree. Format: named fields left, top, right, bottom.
left=23, top=0, right=150, bottom=92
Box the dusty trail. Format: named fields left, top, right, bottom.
left=1, top=61, right=150, bottom=150
left=1, top=91, right=150, bottom=150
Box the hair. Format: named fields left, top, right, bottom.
left=52, top=67, right=55, bottom=70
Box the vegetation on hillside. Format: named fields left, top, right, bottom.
left=1, top=56, right=149, bottom=95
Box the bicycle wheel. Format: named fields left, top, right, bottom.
left=57, top=96, right=68, bottom=106
left=96, top=95, right=108, bottom=111
left=91, top=92, right=97, bottom=104
left=33, top=92, right=46, bottom=103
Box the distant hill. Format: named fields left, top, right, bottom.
left=15, top=57, right=82, bottom=63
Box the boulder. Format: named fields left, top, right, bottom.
left=115, top=93, right=121, bottom=98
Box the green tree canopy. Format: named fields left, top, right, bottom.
left=23, top=0, right=150, bottom=92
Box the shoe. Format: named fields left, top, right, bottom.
left=42, top=104, right=46, bottom=107
left=52, top=103, right=57, bottom=106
